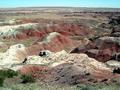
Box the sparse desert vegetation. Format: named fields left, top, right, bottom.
left=0, top=7, right=120, bottom=90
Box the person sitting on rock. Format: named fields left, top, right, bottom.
left=39, top=51, right=47, bottom=57
left=39, top=50, right=52, bottom=57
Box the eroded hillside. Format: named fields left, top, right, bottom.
left=0, top=8, right=120, bottom=89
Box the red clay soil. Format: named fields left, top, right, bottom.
left=18, top=18, right=52, bottom=24
left=21, top=23, right=93, bottom=55
left=10, top=21, right=94, bottom=40
left=71, top=37, right=120, bottom=62
left=19, top=64, right=120, bottom=85
left=26, top=33, right=79, bottom=55
left=19, top=65, right=52, bottom=81
left=86, top=49, right=113, bottom=62
left=96, top=41, right=120, bottom=53
left=90, top=68, right=120, bottom=84
left=70, top=41, right=97, bottom=53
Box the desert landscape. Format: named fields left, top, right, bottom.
left=0, top=7, right=120, bottom=90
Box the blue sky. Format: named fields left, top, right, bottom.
left=0, top=0, right=120, bottom=8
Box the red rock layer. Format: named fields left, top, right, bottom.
left=26, top=33, right=79, bottom=55
left=9, top=22, right=94, bottom=40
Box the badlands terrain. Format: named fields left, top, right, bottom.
left=0, top=7, right=120, bottom=90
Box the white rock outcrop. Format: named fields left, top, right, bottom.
left=26, top=50, right=67, bottom=65
left=0, top=44, right=27, bottom=68
left=106, top=60, right=120, bottom=67
left=39, top=32, right=60, bottom=44
left=0, top=23, right=38, bottom=37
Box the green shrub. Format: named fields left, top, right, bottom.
left=0, top=69, right=18, bottom=78
left=0, top=69, right=18, bottom=86
left=21, top=74, right=35, bottom=84
left=113, top=68, right=120, bottom=74
left=0, top=77, right=4, bottom=86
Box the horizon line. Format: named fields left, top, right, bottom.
left=0, top=6, right=120, bottom=9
